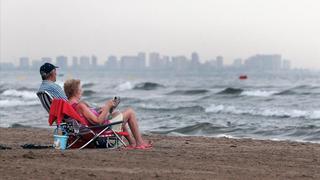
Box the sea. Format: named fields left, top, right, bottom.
left=1, top=70, right=320, bottom=143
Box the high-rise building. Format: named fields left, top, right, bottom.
left=148, top=52, right=169, bottom=70
left=233, top=58, right=242, bottom=68
left=245, top=54, right=282, bottom=71
left=190, top=52, right=201, bottom=71
left=120, top=53, right=146, bottom=70
left=171, top=55, right=189, bottom=70
left=137, top=52, right=146, bottom=69
left=19, top=57, right=29, bottom=70
left=72, top=56, right=79, bottom=68
left=91, top=55, right=98, bottom=68
left=79, top=56, right=90, bottom=70
left=120, top=56, right=137, bottom=70
left=216, top=56, right=224, bottom=68
left=149, top=52, right=160, bottom=69
left=56, top=56, right=68, bottom=70
left=282, top=59, right=291, bottom=70
left=105, top=55, right=118, bottom=69
left=31, top=60, right=42, bottom=70
left=191, top=52, right=200, bottom=65
left=270, top=55, right=282, bottom=70
left=207, top=59, right=217, bottom=67
left=0, top=63, right=15, bottom=70
left=162, top=56, right=170, bottom=68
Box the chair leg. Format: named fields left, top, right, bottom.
left=106, top=137, right=110, bottom=148
left=79, top=126, right=111, bottom=150
left=67, top=136, right=81, bottom=149
left=111, top=129, right=127, bottom=147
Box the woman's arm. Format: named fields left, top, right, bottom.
left=77, top=101, right=113, bottom=124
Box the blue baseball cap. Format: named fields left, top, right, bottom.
left=40, top=63, right=58, bottom=76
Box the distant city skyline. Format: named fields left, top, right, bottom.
left=0, top=52, right=293, bottom=73
left=1, top=0, right=319, bottom=69
left=0, top=51, right=291, bottom=65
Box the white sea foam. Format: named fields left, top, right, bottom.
left=139, top=103, right=163, bottom=109
left=0, top=99, right=40, bottom=107
left=205, top=104, right=320, bottom=120
left=1, top=89, right=37, bottom=99
left=309, top=111, right=320, bottom=120
left=205, top=104, right=239, bottom=114
left=138, top=103, right=191, bottom=110
left=216, top=134, right=235, bottom=139
left=240, top=90, right=278, bottom=97
left=115, top=81, right=134, bottom=91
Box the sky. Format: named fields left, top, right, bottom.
left=0, top=0, right=319, bottom=69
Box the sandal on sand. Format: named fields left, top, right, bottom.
left=135, top=144, right=152, bottom=150
left=123, top=145, right=135, bottom=150
left=142, top=140, right=153, bottom=147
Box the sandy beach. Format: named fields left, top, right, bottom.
left=0, top=127, right=320, bottom=180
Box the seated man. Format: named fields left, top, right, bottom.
left=38, top=62, right=68, bottom=100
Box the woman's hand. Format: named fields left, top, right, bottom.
left=96, top=107, right=103, bottom=114
left=105, top=100, right=115, bottom=109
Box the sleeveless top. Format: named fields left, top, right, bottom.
left=71, top=102, right=110, bottom=125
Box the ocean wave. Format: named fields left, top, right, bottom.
left=217, top=88, right=277, bottom=97
left=275, top=85, right=320, bottom=96
left=17, top=87, right=38, bottom=91
left=275, top=90, right=296, bottom=95
left=275, top=90, right=318, bottom=96
left=292, top=85, right=319, bottom=90
left=115, top=81, right=134, bottom=91
left=205, top=104, right=320, bottom=120
left=152, top=122, right=320, bottom=142
left=169, top=122, right=215, bottom=134
left=154, top=122, right=220, bottom=135
left=0, top=99, right=40, bottom=107
left=240, top=90, right=278, bottom=97
left=94, top=96, right=142, bottom=104
left=82, top=90, right=96, bottom=97
left=0, top=88, right=6, bottom=94
left=217, top=87, right=318, bottom=97
left=215, top=134, right=237, bottom=138
left=217, top=88, right=243, bottom=95
left=82, top=83, right=95, bottom=88
left=115, top=81, right=166, bottom=91
left=10, top=123, right=32, bottom=128
left=251, top=125, right=320, bottom=141
left=1, top=89, right=37, bottom=99
left=0, top=83, right=8, bottom=90
left=138, top=104, right=205, bottom=112
left=155, top=123, right=244, bottom=136
left=133, top=82, right=165, bottom=90
left=167, top=89, right=209, bottom=95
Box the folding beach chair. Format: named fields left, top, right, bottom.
left=37, top=91, right=128, bottom=149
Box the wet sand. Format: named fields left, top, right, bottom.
left=1, top=127, right=320, bottom=180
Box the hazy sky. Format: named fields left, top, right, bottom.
left=1, top=0, right=319, bottom=69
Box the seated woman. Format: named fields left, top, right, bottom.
left=64, top=79, right=152, bottom=149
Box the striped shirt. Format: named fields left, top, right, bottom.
left=38, top=80, right=68, bottom=100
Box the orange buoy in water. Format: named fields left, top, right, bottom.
left=239, top=75, right=248, bottom=80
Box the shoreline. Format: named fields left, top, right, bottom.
left=1, top=127, right=320, bottom=179
left=6, top=124, right=320, bottom=145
